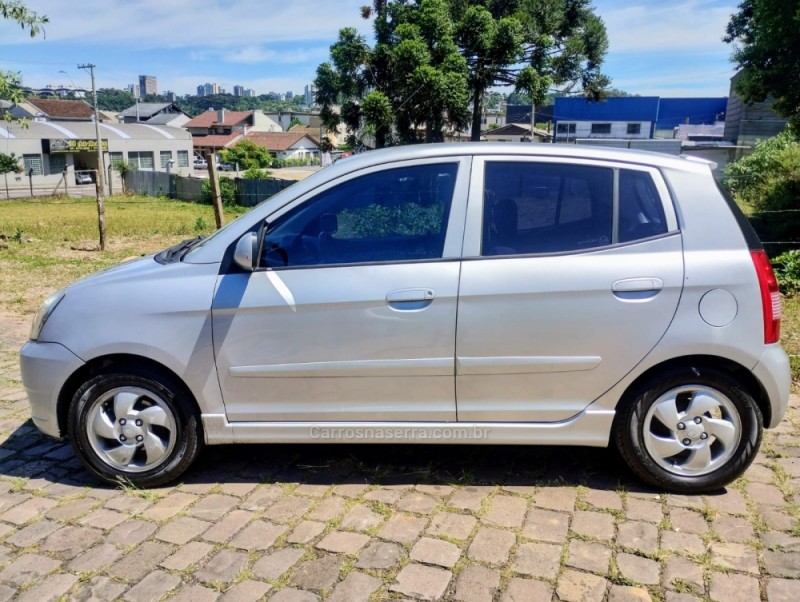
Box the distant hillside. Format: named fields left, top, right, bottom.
left=87, top=89, right=307, bottom=117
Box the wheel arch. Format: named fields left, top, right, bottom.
left=57, top=353, right=202, bottom=438
left=614, top=354, right=772, bottom=430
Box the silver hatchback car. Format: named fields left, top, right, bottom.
left=20, top=143, right=790, bottom=491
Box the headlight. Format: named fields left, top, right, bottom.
left=30, top=291, right=65, bottom=341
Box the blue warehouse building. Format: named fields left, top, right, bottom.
left=553, top=96, right=727, bottom=141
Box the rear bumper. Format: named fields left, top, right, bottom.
left=19, top=341, right=85, bottom=438
left=753, top=344, right=792, bottom=429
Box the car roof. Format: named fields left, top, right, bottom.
left=330, top=142, right=708, bottom=176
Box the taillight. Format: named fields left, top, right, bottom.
left=751, top=250, right=781, bottom=344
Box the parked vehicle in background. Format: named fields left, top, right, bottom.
left=20, top=143, right=790, bottom=491
left=74, top=171, right=93, bottom=185
left=193, top=159, right=208, bottom=170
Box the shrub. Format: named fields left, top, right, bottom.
left=243, top=166, right=269, bottom=179
left=112, top=160, right=134, bottom=193
left=201, top=177, right=237, bottom=206
left=724, top=127, right=800, bottom=248
left=772, top=250, right=800, bottom=295
left=194, top=216, right=209, bottom=232
left=220, top=140, right=271, bottom=170
left=723, top=127, right=800, bottom=210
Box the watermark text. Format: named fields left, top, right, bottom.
left=309, top=425, right=490, bottom=441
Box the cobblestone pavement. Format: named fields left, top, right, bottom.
left=1, top=313, right=800, bottom=601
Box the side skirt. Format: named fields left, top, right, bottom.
left=201, top=409, right=615, bottom=447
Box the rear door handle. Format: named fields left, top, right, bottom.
left=387, top=288, right=435, bottom=310
left=612, top=278, right=663, bottom=292
left=612, top=278, right=663, bottom=301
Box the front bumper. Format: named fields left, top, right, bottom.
left=19, top=341, right=85, bottom=438
left=753, top=344, right=792, bottom=429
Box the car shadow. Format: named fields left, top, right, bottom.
left=0, top=418, right=672, bottom=496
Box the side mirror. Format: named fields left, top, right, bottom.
left=233, top=233, right=258, bottom=271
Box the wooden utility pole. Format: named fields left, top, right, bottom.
left=206, top=153, right=224, bottom=228
left=78, top=63, right=107, bottom=250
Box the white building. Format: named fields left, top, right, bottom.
left=0, top=121, right=194, bottom=194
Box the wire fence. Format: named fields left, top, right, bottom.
left=123, top=171, right=296, bottom=207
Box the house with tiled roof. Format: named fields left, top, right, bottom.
left=185, top=109, right=281, bottom=158
left=118, top=102, right=190, bottom=127
left=480, top=123, right=552, bottom=143
left=10, top=98, right=99, bottom=122
left=245, top=131, right=320, bottom=161
left=289, top=124, right=343, bottom=148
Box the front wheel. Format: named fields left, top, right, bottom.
left=615, top=367, right=763, bottom=493
left=68, top=370, right=202, bottom=488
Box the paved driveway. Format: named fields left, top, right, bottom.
left=0, top=312, right=799, bottom=601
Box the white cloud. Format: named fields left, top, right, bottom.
left=224, top=46, right=329, bottom=65
left=602, top=1, right=736, bottom=53
left=1, top=0, right=372, bottom=48
left=611, top=68, right=738, bottom=97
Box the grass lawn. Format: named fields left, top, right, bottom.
left=0, top=194, right=247, bottom=315
left=1, top=192, right=799, bottom=383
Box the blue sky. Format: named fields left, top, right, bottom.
left=0, top=0, right=741, bottom=99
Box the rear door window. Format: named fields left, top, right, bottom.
left=482, top=162, right=613, bottom=255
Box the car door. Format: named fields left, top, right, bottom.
left=213, top=158, right=470, bottom=422
left=456, top=156, right=684, bottom=422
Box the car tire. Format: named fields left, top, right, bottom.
left=68, top=369, right=202, bottom=488
left=614, top=366, right=762, bottom=493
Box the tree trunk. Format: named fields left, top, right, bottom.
left=470, top=87, right=484, bottom=142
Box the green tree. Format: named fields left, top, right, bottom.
left=220, top=139, right=272, bottom=171
left=0, top=0, right=47, bottom=35
left=314, top=0, right=470, bottom=146
left=112, top=160, right=133, bottom=193
left=96, top=88, right=136, bottom=112
left=725, top=0, right=800, bottom=130
left=454, top=3, right=522, bottom=140
left=361, top=90, right=393, bottom=148
left=450, top=0, right=610, bottom=140
left=314, top=27, right=371, bottom=146
left=0, top=151, right=22, bottom=175
left=0, top=1, right=48, bottom=121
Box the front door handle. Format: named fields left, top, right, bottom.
left=387, top=288, right=435, bottom=310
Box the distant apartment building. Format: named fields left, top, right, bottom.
left=21, top=84, right=87, bottom=99
left=304, top=84, right=317, bottom=107
left=127, top=83, right=140, bottom=98
left=197, top=82, right=220, bottom=97
left=139, top=75, right=158, bottom=97
left=233, top=85, right=255, bottom=97
left=162, top=90, right=178, bottom=102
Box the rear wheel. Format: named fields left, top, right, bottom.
left=615, top=366, right=762, bottom=493
left=68, top=370, right=202, bottom=488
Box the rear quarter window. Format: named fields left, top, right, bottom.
left=618, top=169, right=669, bottom=243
